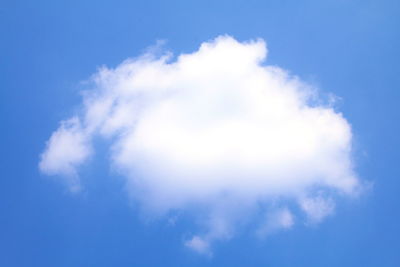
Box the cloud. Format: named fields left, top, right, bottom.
left=185, top=236, right=211, bottom=256
left=256, top=207, right=294, bottom=238
left=39, top=117, right=90, bottom=192
left=40, top=35, right=361, bottom=252
left=300, top=196, right=335, bottom=224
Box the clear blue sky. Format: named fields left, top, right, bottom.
left=1, top=0, right=399, bottom=266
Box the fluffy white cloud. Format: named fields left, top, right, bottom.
left=40, top=117, right=90, bottom=192
left=40, top=35, right=361, bottom=252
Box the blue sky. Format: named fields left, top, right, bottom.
left=1, top=0, right=400, bottom=266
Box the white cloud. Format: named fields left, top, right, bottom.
left=185, top=236, right=211, bottom=256
left=257, top=207, right=295, bottom=238
left=39, top=117, right=90, bottom=192
left=40, top=35, right=361, bottom=252
left=300, top=196, right=335, bottom=224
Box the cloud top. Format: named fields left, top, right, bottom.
left=40, top=35, right=361, bottom=252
